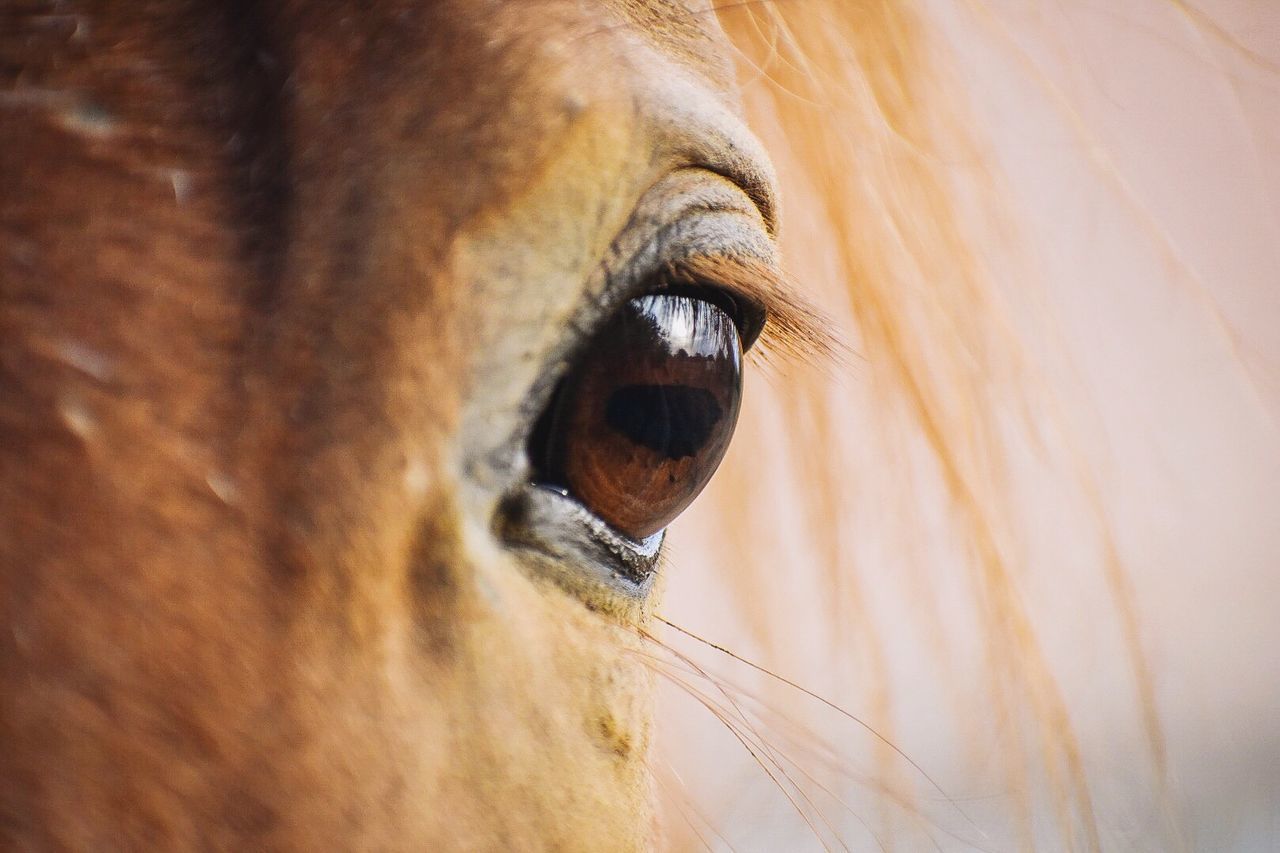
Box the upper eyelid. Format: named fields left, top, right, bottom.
left=663, top=164, right=773, bottom=233
left=653, top=88, right=781, bottom=234
left=666, top=254, right=837, bottom=365
left=591, top=187, right=770, bottom=320
left=691, top=160, right=777, bottom=237
left=568, top=171, right=833, bottom=381
left=616, top=228, right=834, bottom=367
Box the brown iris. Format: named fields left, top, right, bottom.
left=531, top=292, right=743, bottom=540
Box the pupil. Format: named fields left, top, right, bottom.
left=604, top=384, right=724, bottom=460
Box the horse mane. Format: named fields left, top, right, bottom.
left=655, top=2, right=1275, bottom=847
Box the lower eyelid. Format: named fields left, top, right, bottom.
left=496, top=485, right=663, bottom=609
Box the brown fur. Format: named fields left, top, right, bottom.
left=0, top=1, right=781, bottom=848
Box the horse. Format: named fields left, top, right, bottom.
left=3, top=1, right=1277, bottom=849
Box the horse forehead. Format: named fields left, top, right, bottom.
left=604, top=0, right=736, bottom=86
left=399, top=0, right=739, bottom=162
left=268, top=0, right=738, bottom=224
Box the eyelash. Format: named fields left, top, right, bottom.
left=647, top=275, right=765, bottom=349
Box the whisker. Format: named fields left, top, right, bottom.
left=665, top=753, right=747, bottom=845
left=660, top=758, right=741, bottom=853
left=643, top=644, right=996, bottom=852
left=641, top=630, right=847, bottom=849
left=654, top=765, right=716, bottom=852
left=651, top=656, right=887, bottom=853
left=655, top=614, right=984, bottom=837
left=652, top=662, right=847, bottom=852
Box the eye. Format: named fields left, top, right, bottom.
left=529, top=290, right=744, bottom=540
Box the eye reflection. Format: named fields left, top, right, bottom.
left=531, top=293, right=743, bottom=540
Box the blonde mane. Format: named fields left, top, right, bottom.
left=657, top=2, right=1279, bottom=849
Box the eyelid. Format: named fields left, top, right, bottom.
left=664, top=254, right=837, bottom=364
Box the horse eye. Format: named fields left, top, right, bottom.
left=530, top=292, right=744, bottom=540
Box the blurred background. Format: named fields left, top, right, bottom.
left=656, top=2, right=1280, bottom=849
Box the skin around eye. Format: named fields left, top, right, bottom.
left=535, top=293, right=743, bottom=540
